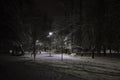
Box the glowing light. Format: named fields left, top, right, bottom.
left=49, top=32, right=53, bottom=36
left=9, top=50, right=13, bottom=53
left=36, top=40, right=39, bottom=43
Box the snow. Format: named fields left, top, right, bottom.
left=0, top=52, right=120, bottom=80
left=22, top=52, right=120, bottom=80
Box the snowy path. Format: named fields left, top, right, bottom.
left=0, top=53, right=120, bottom=80
left=24, top=52, right=120, bottom=80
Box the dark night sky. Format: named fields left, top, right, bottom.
left=33, top=0, right=64, bottom=17
left=0, top=0, right=65, bottom=46
left=0, top=0, right=64, bottom=32
left=0, top=0, right=120, bottom=46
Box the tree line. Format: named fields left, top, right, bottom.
left=1, top=0, right=120, bottom=58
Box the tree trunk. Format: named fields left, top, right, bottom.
left=92, top=51, right=95, bottom=59
left=92, top=49, right=95, bottom=59
left=33, top=40, right=36, bottom=60
left=103, top=46, right=106, bottom=56
left=61, top=47, right=64, bottom=61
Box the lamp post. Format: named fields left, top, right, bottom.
left=49, top=32, right=53, bottom=36
left=49, top=32, right=53, bottom=56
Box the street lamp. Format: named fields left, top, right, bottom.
left=49, top=32, right=53, bottom=36
left=48, top=32, right=53, bottom=56
left=36, top=40, right=39, bottom=43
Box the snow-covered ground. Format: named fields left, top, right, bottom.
left=22, top=52, right=120, bottom=80
left=0, top=52, right=120, bottom=80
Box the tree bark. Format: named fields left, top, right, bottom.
left=33, top=40, right=36, bottom=60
